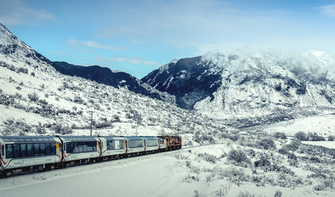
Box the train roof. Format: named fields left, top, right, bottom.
left=0, top=135, right=57, bottom=143
left=57, top=136, right=98, bottom=142
left=141, top=136, right=157, bottom=140
left=124, top=136, right=143, bottom=140
left=100, top=136, right=125, bottom=140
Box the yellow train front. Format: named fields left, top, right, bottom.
left=160, top=136, right=182, bottom=151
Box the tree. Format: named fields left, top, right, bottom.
left=259, top=138, right=276, bottom=150
left=328, top=135, right=335, bottom=141
left=295, top=131, right=306, bottom=141
left=274, top=132, right=287, bottom=139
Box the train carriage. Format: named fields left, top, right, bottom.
left=59, top=136, right=100, bottom=165
left=0, top=136, right=62, bottom=178
left=99, top=136, right=126, bottom=160
left=124, top=136, right=145, bottom=156
left=142, top=136, right=159, bottom=153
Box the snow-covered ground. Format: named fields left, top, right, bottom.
left=246, top=114, right=335, bottom=137
left=302, top=141, right=335, bottom=149
left=1, top=145, right=334, bottom=197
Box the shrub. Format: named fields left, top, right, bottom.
left=295, top=131, right=306, bottom=141
left=259, top=138, right=276, bottom=150
left=254, top=157, right=271, bottom=167
left=36, top=125, right=46, bottom=134
left=310, top=156, right=321, bottom=163
left=288, top=159, right=299, bottom=167
left=227, top=149, right=251, bottom=164
left=287, top=153, right=297, bottom=160
left=73, top=96, right=84, bottom=104
left=278, top=146, right=289, bottom=155
left=274, top=190, right=282, bottom=197
left=238, top=191, right=255, bottom=197
left=17, top=67, right=28, bottom=74
left=286, top=139, right=301, bottom=152
left=14, top=103, right=26, bottom=110
left=274, top=132, right=286, bottom=139
left=198, top=153, right=218, bottom=164
left=328, top=135, right=335, bottom=141
left=38, top=99, right=48, bottom=105
left=246, top=149, right=256, bottom=157
left=28, top=92, right=39, bottom=102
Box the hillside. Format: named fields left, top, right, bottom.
left=50, top=61, right=176, bottom=104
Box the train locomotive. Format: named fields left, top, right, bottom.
left=0, top=135, right=182, bottom=178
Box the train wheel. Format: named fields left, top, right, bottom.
left=62, top=163, right=67, bottom=168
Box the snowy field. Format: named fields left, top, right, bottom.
left=1, top=144, right=334, bottom=197
left=302, top=141, right=335, bottom=149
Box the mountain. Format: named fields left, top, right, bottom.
left=142, top=47, right=335, bottom=119
left=1, top=23, right=223, bottom=138
left=51, top=61, right=176, bottom=104
left=0, top=22, right=175, bottom=105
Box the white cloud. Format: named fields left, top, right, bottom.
left=319, top=4, right=335, bottom=18
left=96, top=26, right=141, bottom=38
left=93, top=55, right=161, bottom=66
left=66, top=39, right=128, bottom=51
left=0, top=0, right=55, bottom=25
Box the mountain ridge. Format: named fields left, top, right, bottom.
left=0, top=23, right=176, bottom=105
left=142, top=47, right=335, bottom=119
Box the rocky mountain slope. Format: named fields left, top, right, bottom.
left=51, top=61, right=176, bottom=104
left=142, top=47, right=335, bottom=119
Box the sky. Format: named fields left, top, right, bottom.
left=1, top=0, right=335, bottom=79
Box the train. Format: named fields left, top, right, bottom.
left=0, top=135, right=182, bottom=178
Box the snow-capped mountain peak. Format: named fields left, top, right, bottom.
left=142, top=46, right=335, bottom=119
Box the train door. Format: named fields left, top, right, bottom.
left=1, top=143, right=3, bottom=168
left=124, top=140, right=128, bottom=153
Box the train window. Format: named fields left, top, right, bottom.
left=13, top=144, right=20, bottom=158
left=65, top=142, right=70, bottom=153
left=147, top=140, right=157, bottom=147
left=86, top=142, right=92, bottom=152
left=25, top=138, right=32, bottom=141
left=51, top=143, right=56, bottom=155
left=72, top=142, right=77, bottom=153
left=6, top=144, right=13, bottom=158
left=70, top=142, right=75, bottom=153
left=119, top=140, right=124, bottom=149
left=40, top=143, right=46, bottom=155
left=107, top=141, right=114, bottom=150
left=45, top=143, right=51, bottom=155
left=11, top=138, right=18, bottom=142
left=129, top=140, right=143, bottom=148
left=27, top=144, right=34, bottom=156
left=20, top=144, right=27, bottom=157
left=34, top=144, right=40, bottom=156
left=1, top=145, right=4, bottom=156
left=18, top=138, right=25, bottom=142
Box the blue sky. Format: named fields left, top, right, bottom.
left=1, top=0, right=335, bottom=79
